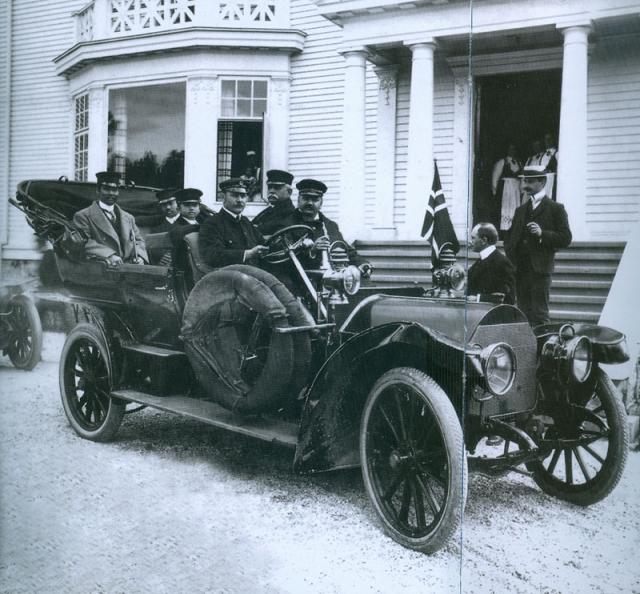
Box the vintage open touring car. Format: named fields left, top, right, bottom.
left=12, top=178, right=630, bottom=553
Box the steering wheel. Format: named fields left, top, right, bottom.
left=262, top=225, right=313, bottom=264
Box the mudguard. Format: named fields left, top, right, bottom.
left=293, top=321, right=471, bottom=474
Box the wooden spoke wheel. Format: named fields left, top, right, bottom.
left=7, top=294, right=42, bottom=370
left=59, top=323, right=124, bottom=441
left=528, top=368, right=628, bottom=505
left=360, top=367, right=467, bottom=554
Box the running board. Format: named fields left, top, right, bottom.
left=111, top=389, right=299, bottom=448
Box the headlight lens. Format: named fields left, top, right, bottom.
left=481, top=343, right=516, bottom=396
left=341, top=265, right=361, bottom=296
left=567, top=335, right=592, bottom=383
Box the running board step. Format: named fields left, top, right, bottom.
left=111, top=389, right=299, bottom=448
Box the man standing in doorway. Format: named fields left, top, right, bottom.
left=505, top=165, right=572, bottom=327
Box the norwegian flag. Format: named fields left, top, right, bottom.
left=420, top=161, right=460, bottom=268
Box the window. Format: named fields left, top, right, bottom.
left=217, top=79, right=267, bottom=200
left=107, top=82, right=186, bottom=188
left=74, top=94, right=89, bottom=181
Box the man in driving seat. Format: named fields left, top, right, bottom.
left=280, top=178, right=372, bottom=276
left=252, top=169, right=297, bottom=235
left=73, top=171, right=148, bottom=267
left=199, top=178, right=268, bottom=268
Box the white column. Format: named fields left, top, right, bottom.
left=87, top=85, right=108, bottom=179
left=557, top=23, right=591, bottom=241
left=267, top=76, right=291, bottom=171
left=184, top=76, right=219, bottom=207
left=373, top=65, right=398, bottom=239
left=339, top=50, right=368, bottom=241
left=404, top=41, right=436, bottom=238
left=111, top=93, right=127, bottom=177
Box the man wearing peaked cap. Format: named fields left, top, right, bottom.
left=168, top=188, right=206, bottom=249
left=150, top=188, right=180, bottom=232
left=505, top=165, right=572, bottom=327
left=252, top=169, right=296, bottom=235
left=199, top=178, right=268, bottom=268
left=72, top=171, right=148, bottom=267
left=275, top=177, right=371, bottom=277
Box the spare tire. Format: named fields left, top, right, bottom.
left=181, top=268, right=295, bottom=413
left=224, top=265, right=313, bottom=398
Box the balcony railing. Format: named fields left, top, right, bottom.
left=74, top=0, right=289, bottom=42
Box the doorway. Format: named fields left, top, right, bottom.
left=473, top=70, right=561, bottom=228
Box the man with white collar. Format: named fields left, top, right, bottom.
left=199, top=178, right=268, bottom=268
left=73, top=171, right=148, bottom=267
left=505, top=165, right=572, bottom=327
left=151, top=188, right=180, bottom=232
left=467, top=223, right=515, bottom=304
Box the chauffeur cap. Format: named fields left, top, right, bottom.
left=155, top=188, right=179, bottom=204
left=95, top=171, right=120, bottom=186
left=519, top=165, right=549, bottom=178
left=174, top=188, right=203, bottom=204
left=296, top=178, right=327, bottom=196
left=219, top=178, right=248, bottom=194
left=266, top=169, right=294, bottom=186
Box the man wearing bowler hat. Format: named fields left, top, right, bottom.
left=279, top=178, right=371, bottom=276
left=151, top=188, right=180, bottom=232
left=73, top=171, right=148, bottom=267
left=199, top=178, right=268, bottom=268
left=252, top=169, right=296, bottom=235
left=505, top=165, right=572, bottom=327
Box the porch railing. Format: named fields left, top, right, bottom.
left=74, top=0, right=289, bottom=42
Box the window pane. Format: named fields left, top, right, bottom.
left=108, top=82, right=186, bottom=188
left=252, top=99, right=267, bottom=117
left=237, top=80, right=251, bottom=99
left=221, top=79, right=236, bottom=99
left=237, top=98, right=251, bottom=117
left=221, top=98, right=235, bottom=118
left=253, top=80, right=267, bottom=98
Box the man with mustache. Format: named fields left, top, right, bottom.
left=252, top=169, right=296, bottom=235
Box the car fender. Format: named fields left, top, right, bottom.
left=293, top=321, right=473, bottom=474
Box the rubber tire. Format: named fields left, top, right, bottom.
left=224, top=264, right=313, bottom=396
left=7, top=294, right=43, bottom=371
left=59, top=323, right=125, bottom=442
left=360, top=367, right=467, bottom=554
left=529, top=368, right=629, bottom=506
left=182, top=268, right=295, bottom=413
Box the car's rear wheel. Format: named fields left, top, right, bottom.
left=7, top=294, right=42, bottom=370
left=528, top=368, right=628, bottom=505
left=360, top=367, right=467, bottom=554
left=59, top=323, right=124, bottom=441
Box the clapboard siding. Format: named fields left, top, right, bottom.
left=0, top=1, right=10, bottom=246
left=289, top=0, right=344, bottom=219
left=7, top=1, right=81, bottom=255
left=587, top=36, right=640, bottom=238
left=393, top=58, right=455, bottom=228
left=364, top=62, right=378, bottom=227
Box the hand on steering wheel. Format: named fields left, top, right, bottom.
left=261, top=225, right=314, bottom=264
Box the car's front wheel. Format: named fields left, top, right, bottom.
left=7, top=294, right=42, bottom=370
left=528, top=368, right=628, bottom=505
left=59, top=323, right=124, bottom=442
left=360, top=367, right=467, bottom=554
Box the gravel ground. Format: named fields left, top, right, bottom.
left=1, top=333, right=639, bottom=594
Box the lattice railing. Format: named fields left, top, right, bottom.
left=74, top=0, right=288, bottom=41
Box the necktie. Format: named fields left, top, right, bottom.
left=103, top=209, right=115, bottom=222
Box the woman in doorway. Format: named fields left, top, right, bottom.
left=491, top=143, right=522, bottom=238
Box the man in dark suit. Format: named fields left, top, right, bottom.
left=73, top=171, right=148, bottom=267
left=505, top=165, right=572, bottom=327
left=279, top=178, right=371, bottom=276
left=467, top=223, right=515, bottom=304
left=199, top=178, right=268, bottom=268
left=252, top=169, right=297, bottom=235
left=150, top=188, right=180, bottom=232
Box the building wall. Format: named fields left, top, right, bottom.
left=587, top=35, right=640, bottom=239
left=0, top=0, right=11, bottom=254
left=393, top=58, right=456, bottom=230
left=5, top=1, right=83, bottom=259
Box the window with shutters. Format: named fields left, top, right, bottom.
left=74, top=94, right=89, bottom=181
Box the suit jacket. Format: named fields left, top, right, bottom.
left=505, top=197, right=571, bottom=274
left=73, top=202, right=148, bottom=263
left=252, top=199, right=297, bottom=235
left=150, top=217, right=179, bottom=234
left=279, top=209, right=367, bottom=269
left=467, top=249, right=516, bottom=304
left=199, top=209, right=265, bottom=268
